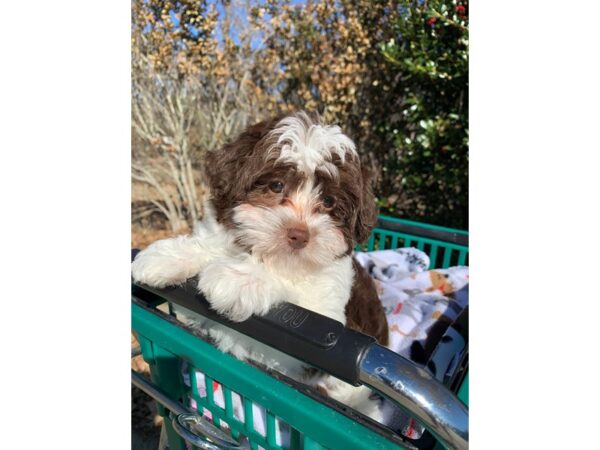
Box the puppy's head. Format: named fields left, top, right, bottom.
left=205, top=112, right=377, bottom=271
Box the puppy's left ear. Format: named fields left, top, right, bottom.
left=354, top=166, right=378, bottom=244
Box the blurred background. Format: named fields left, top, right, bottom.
left=131, top=0, right=469, bottom=250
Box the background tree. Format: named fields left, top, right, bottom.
left=132, top=0, right=285, bottom=236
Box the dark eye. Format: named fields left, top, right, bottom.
left=269, top=181, right=284, bottom=193
left=322, top=195, right=336, bottom=209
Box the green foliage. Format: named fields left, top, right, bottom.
left=379, top=0, right=468, bottom=228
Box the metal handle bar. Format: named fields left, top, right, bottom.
left=132, top=369, right=247, bottom=449
left=359, top=345, right=468, bottom=450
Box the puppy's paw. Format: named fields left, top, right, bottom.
left=132, top=249, right=191, bottom=288
left=198, top=259, right=280, bottom=322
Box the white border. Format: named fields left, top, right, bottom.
left=470, top=0, right=600, bottom=447
left=1, top=1, right=131, bottom=448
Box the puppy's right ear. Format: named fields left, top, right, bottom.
left=204, top=116, right=283, bottom=220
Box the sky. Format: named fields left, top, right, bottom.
left=163, top=0, right=307, bottom=49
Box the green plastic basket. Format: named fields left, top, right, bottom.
left=132, top=216, right=469, bottom=450
left=363, top=215, right=469, bottom=269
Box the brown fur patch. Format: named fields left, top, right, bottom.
left=203, top=116, right=285, bottom=226
left=345, top=259, right=389, bottom=346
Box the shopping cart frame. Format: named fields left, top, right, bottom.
left=131, top=215, right=469, bottom=450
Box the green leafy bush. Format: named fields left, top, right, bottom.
left=379, top=0, right=468, bottom=228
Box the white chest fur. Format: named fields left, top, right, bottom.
left=271, top=256, right=354, bottom=324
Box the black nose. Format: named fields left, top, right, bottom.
left=287, top=227, right=309, bottom=249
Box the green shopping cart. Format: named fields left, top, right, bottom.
left=132, top=215, right=469, bottom=450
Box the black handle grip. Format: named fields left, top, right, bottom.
left=131, top=250, right=375, bottom=385
left=132, top=279, right=375, bottom=385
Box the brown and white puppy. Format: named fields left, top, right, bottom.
left=132, top=111, right=388, bottom=420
